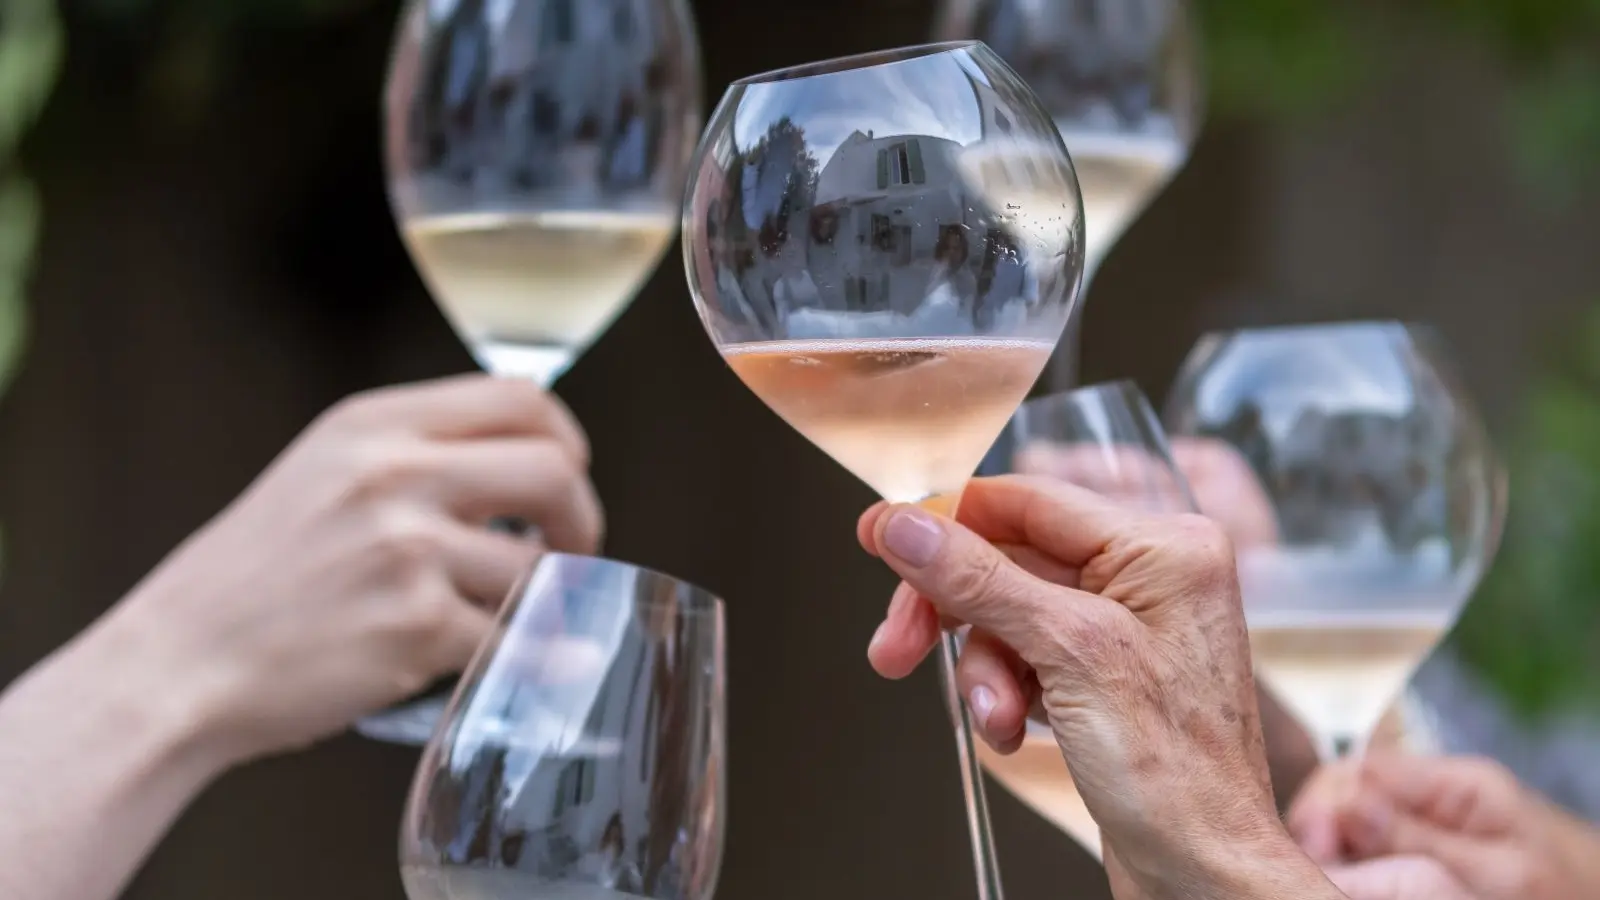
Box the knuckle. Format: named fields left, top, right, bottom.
left=1461, top=755, right=1514, bottom=786
left=1160, top=514, right=1241, bottom=602
left=1167, top=514, right=1235, bottom=569
left=386, top=664, right=436, bottom=700
left=343, top=443, right=432, bottom=505
left=1048, top=608, right=1125, bottom=670
left=496, top=377, right=559, bottom=422
left=316, top=388, right=383, bottom=432
left=944, top=550, right=1010, bottom=606
left=409, top=590, right=461, bottom=639
left=367, top=508, right=448, bottom=573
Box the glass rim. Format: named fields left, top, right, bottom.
left=535, top=552, right=725, bottom=615
left=1020, top=378, right=1148, bottom=412
left=1196, top=318, right=1432, bottom=343
left=731, top=40, right=983, bottom=87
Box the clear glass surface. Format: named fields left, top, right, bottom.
left=400, top=553, right=725, bottom=900
left=682, top=41, right=1086, bottom=900
left=1163, top=321, right=1505, bottom=761
left=364, top=0, right=704, bottom=746
left=385, top=0, right=703, bottom=384
left=934, top=0, right=1202, bottom=386
left=975, top=380, right=1194, bottom=861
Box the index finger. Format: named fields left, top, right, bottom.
left=331, top=375, right=590, bottom=462
left=1359, top=754, right=1516, bottom=834
left=955, top=475, right=1149, bottom=568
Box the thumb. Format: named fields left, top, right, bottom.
left=871, top=505, right=1098, bottom=664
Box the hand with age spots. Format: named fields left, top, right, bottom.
left=857, top=476, right=1346, bottom=900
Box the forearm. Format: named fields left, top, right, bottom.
left=0, top=614, right=230, bottom=900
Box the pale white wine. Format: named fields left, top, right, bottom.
left=1247, top=612, right=1449, bottom=756
left=402, top=866, right=649, bottom=900
left=403, top=209, right=677, bottom=385
left=1057, top=130, right=1184, bottom=276
left=975, top=732, right=1102, bottom=860
left=721, top=337, right=1054, bottom=503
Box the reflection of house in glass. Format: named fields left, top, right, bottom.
left=693, top=58, right=1079, bottom=341
left=469, top=0, right=667, bottom=192
left=795, top=73, right=1078, bottom=326
left=427, top=631, right=713, bottom=889
left=807, top=130, right=969, bottom=315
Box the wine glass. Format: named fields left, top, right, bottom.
left=976, top=380, right=1196, bottom=861
left=400, top=553, right=725, bottom=900
left=934, top=0, right=1203, bottom=386
left=385, top=0, right=702, bottom=384
left=682, top=42, right=1086, bottom=900
left=1163, top=321, right=1504, bottom=762
left=366, top=0, right=704, bottom=745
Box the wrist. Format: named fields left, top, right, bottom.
left=66, top=600, right=246, bottom=782
left=1118, top=825, right=1343, bottom=900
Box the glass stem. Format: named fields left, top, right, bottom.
left=1318, top=732, right=1363, bottom=764
left=937, top=631, right=1005, bottom=900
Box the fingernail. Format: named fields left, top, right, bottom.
left=882, top=508, right=945, bottom=567
left=970, top=685, right=997, bottom=728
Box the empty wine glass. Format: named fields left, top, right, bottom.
left=1163, top=321, right=1504, bottom=762
left=400, top=553, right=725, bottom=900
left=367, top=0, right=704, bottom=745
left=934, top=0, right=1203, bottom=386
left=682, top=41, right=1086, bottom=900
left=976, top=380, right=1194, bottom=861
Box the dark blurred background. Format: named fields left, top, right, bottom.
left=4, top=0, right=1600, bottom=898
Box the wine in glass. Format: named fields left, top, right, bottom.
left=682, top=42, right=1086, bottom=900
left=934, top=0, right=1203, bottom=385
left=386, top=0, right=703, bottom=384
left=975, top=380, right=1198, bottom=861
left=367, top=0, right=704, bottom=745
left=401, top=553, right=725, bottom=900
left=1163, top=321, right=1504, bottom=761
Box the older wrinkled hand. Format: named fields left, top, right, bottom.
left=856, top=476, right=1317, bottom=897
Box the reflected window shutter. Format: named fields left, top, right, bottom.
left=908, top=139, right=926, bottom=184
left=876, top=149, right=889, bottom=189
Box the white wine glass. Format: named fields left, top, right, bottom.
left=365, top=0, right=704, bottom=745
left=934, top=0, right=1203, bottom=386
left=1163, top=321, right=1505, bottom=762
left=976, top=380, right=1197, bottom=862
left=385, top=0, right=702, bottom=383
left=400, top=553, right=725, bottom=900
left=682, top=41, right=1086, bottom=900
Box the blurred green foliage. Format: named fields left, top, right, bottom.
left=0, top=0, right=61, bottom=397
left=1453, top=311, right=1600, bottom=717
